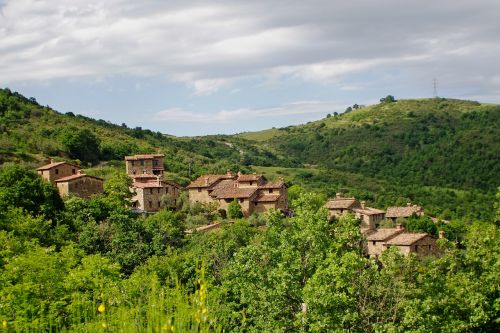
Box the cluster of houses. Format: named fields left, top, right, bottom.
left=35, top=154, right=442, bottom=259
left=325, top=193, right=440, bottom=258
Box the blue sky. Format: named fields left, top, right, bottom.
left=1, top=0, right=499, bottom=136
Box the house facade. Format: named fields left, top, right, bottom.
left=55, top=171, right=104, bottom=198
left=325, top=194, right=385, bottom=231
left=36, top=159, right=81, bottom=184
left=125, top=154, right=164, bottom=177
left=187, top=172, right=288, bottom=217
left=125, top=154, right=182, bottom=213
left=325, top=193, right=361, bottom=219
left=353, top=201, right=386, bottom=231
left=131, top=178, right=182, bottom=212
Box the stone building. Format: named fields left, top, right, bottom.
left=353, top=201, right=386, bottom=231
left=386, top=203, right=424, bottom=221
left=325, top=193, right=361, bottom=219
left=55, top=171, right=104, bottom=198
left=383, top=232, right=439, bottom=257
left=125, top=154, right=164, bottom=177
left=131, top=177, right=182, bottom=213
left=365, top=225, right=441, bottom=258
left=365, top=225, right=406, bottom=258
left=187, top=171, right=288, bottom=217
left=36, top=159, right=82, bottom=184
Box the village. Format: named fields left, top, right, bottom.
left=36, top=153, right=443, bottom=259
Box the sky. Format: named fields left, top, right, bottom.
left=1, top=0, right=499, bottom=136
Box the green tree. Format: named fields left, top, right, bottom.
left=227, top=199, right=243, bottom=219
left=103, top=172, right=133, bottom=209
left=60, top=128, right=101, bottom=164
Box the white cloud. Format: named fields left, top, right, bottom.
left=1, top=0, right=499, bottom=97
left=155, top=101, right=342, bottom=123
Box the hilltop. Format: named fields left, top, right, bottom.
left=238, top=98, right=500, bottom=192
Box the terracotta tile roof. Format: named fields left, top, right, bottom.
left=211, top=186, right=257, bottom=199
left=187, top=174, right=235, bottom=188
left=55, top=174, right=103, bottom=182
left=353, top=207, right=386, bottom=215
left=125, top=154, right=164, bottom=160
left=384, top=233, right=430, bottom=246
left=325, top=198, right=360, bottom=210
left=132, top=180, right=181, bottom=188
left=366, top=228, right=405, bottom=241
left=237, top=174, right=263, bottom=182
left=386, top=205, right=423, bottom=218
left=37, top=161, right=81, bottom=171
left=260, top=180, right=285, bottom=189
left=255, top=193, right=281, bottom=203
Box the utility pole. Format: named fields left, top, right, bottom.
left=433, top=78, right=438, bottom=97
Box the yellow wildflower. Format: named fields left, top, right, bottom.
left=98, top=303, right=106, bottom=313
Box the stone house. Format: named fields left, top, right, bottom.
left=131, top=177, right=182, bottom=213
left=386, top=203, right=424, bottom=221
left=365, top=225, right=406, bottom=258
left=187, top=172, right=288, bottom=217
left=36, top=159, right=82, bottom=184
left=353, top=201, right=386, bottom=231
left=125, top=154, right=164, bottom=177
left=383, top=232, right=439, bottom=257
left=324, top=193, right=361, bottom=219
left=55, top=171, right=104, bottom=198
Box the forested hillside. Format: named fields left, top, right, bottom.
left=241, top=98, right=500, bottom=192
left=0, top=88, right=293, bottom=185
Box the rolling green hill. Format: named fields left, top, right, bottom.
left=1, top=88, right=498, bottom=220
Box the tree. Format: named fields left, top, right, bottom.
left=0, top=164, right=64, bottom=220
left=380, top=95, right=396, bottom=103
left=60, top=128, right=101, bottom=164
left=103, top=172, right=133, bottom=209
left=227, top=199, right=243, bottom=219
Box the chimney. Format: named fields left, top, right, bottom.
left=50, top=158, right=55, bottom=164
left=204, top=177, right=209, bottom=186
left=396, top=223, right=404, bottom=230
left=77, top=169, right=83, bottom=175
left=237, top=171, right=242, bottom=177
left=360, top=201, right=366, bottom=209
left=336, top=192, right=342, bottom=198
left=226, top=170, right=232, bottom=177
left=439, top=230, right=445, bottom=239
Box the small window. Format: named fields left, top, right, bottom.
left=154, top=159, right=159, bottom=166
left=269, top=189, right=273, bottom=193
left=150, top=188, right=153, bottom=194
left=72, top=169, right=76, bottom=174
left=158, top=201, right=161, bottom=207
left=55, top=169, right=59, bottom=175
left=249, top=181, right=253, bottom=186
left=239, top=198, right=244, bottom=203
left=372, top=241, right=376, bottom=245
left=140, top=160, right=145, bottom=166
left=149, top=201, right=152, bottom=208
left=132, top=160, right=135, bottom=166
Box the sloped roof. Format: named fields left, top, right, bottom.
left=255, top=193, right=281, bottom=203
left=125, top=154, right=164, bottom=160
left=237, top=174, right=263, bottom=182
left=211, top=186, right=257, bottom=199
left=55, top=174, right=103, bottom=182
left=384, top=233, right=430, bottom=246
left=37, top=161, right=81, bottom=171
left=260, top=180, right=285, bottom=189
left=353, top=207, right=386, bottom=215
left=133, top=180, right=181, bottom=188
left=325, top=198, right=359, bottom=209
left=366, top=228, right=404, bottom=241
left=386, top=205, right=423, bottom=218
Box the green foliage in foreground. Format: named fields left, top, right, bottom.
left=0, top=165, right=499, bottom=332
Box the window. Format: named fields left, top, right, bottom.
left=150, top=188, right=153, bottom=194
left=372, top=241, right=376, bottom=245
left=154, top=159, right=159, bottom=166
left=269, top=189, right=273, bottom=193
left=55, top=169, right=59, bottom=175
left=72, top=169, right=76, bottom=174
left=158, top=201, right=161, bottom=207
left=239, top=198, right=244, bottom=203
left=132, top=160, right=135, bottom=166
left=149, top=201, right=152, bottom=208
left=414, top=245, right=419, bottom=251
left=249, top=181, right=253, bottom=186
left=140, top=160, right=145, bottom=166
